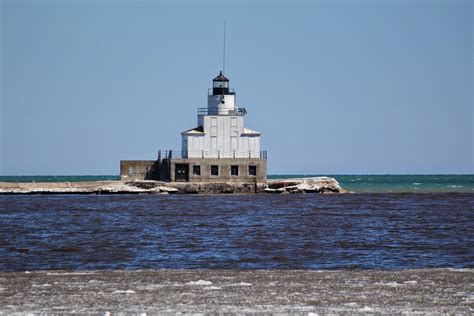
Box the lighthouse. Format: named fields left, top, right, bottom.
left=164, top=71, right=267, bottom=184
left=182, top=71, right=261, bottom=159
left=120, top=71, right=267, bottom=188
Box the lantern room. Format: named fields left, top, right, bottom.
left=212, top=71, right=230, bottom=95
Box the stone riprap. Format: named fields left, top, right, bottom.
left=0, top=180, right=177, bottom=195
left=0, top=269, right=472, bottom=314
left=0, top=177, right=344, bottom=194
left=265, top=177, right=344, bottom=193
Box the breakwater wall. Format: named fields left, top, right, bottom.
left=0, top=177, right=344, bottom=195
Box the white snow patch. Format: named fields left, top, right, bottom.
left=447, top=268, right=474, bottom=273
left=377, top=282, right=401, bottom=287
left=137, top=284, right=168, bottom=290
left=46, top=272, right=96, bottom=276
left=32, top=283, right=52, bottom=287
left=360, top=306, right=374, bottom=312
left=112, top=289, right=136, bottom=294
left=403, top=280, right=418, bottom=285
left=186, top=280, right=213, bottom=285
left=228, top=282, right=252, bottom=287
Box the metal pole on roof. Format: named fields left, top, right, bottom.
left=223, top=20, right=226, bottom=75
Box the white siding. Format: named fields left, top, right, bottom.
left=184, top=89, right=260, bottom=158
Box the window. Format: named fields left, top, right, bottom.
left=249, top=165, right=257, bottom=176
left=231, top=165, right=239, bottom=176
left=211, top=165, right=219, bottom=176
left=193, top=165, right=201, bottom=176
left=213, top=81, right=228, bottom=88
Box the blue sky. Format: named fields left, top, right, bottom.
left=1, top=0, right=472, bottom=175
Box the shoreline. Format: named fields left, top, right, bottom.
left=0, top=177, right=345, bottom=195
left=0, top=183, right=471, bottom=195
left=0, top=268, right=472, bottom=313
left=0, top=175, right=472, bottom=194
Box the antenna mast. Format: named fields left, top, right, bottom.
left=223, top=21, right=226, bottom=75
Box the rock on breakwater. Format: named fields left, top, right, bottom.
left=0, top=181, right=177, bottom=195
left=265, top=177, right=345, bottom=194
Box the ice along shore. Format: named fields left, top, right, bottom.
left=0, top=177, right=345, bottom=195
left=0, top=268, right=472, bottom=314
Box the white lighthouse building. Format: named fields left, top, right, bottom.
left=181, top=71, right=261, bottom=159
left=121, top=71, right=267, bottom=186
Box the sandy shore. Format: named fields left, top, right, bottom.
left=0, top=269, right=472, bottom=314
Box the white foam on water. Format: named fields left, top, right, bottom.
left=203, top=286, right=222, bottom=290
left=186, top=280, right=213, bottom=285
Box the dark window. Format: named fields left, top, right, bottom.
left=175, top=164, right=189, bottom=182
left=193, top=165, right=201, bottom=176
left=211, top=165, right=219, bottom=176
left=231, top=165, right=239, bottom=176
left=249, top=165, right=257, bottom=176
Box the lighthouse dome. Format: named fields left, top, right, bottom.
left=213, top=71, right=229, bottom=82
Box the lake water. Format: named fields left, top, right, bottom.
left=0, top=193, right=472, bottom=272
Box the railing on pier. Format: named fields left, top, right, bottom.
left=158, top=150, right=267, bottom=160
left=197, top=107, right=247, bottom=116
left=157, top=150, right=182, bottom=160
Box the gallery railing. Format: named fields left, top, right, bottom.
left=197, top=107, right=247, bottom=116
left=158, top=150, right=267, bottom=160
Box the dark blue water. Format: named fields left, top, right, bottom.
left=0, top=193, right=472, bottom=271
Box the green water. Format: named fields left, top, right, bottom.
left=0, top=175, right=472, bottom=193
left=269, top=175, right=474, bottom=193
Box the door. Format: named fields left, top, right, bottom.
left=175, top=164, right=189, bottom=182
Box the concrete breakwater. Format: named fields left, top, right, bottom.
left=0, top=177, right=344, bottom=194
